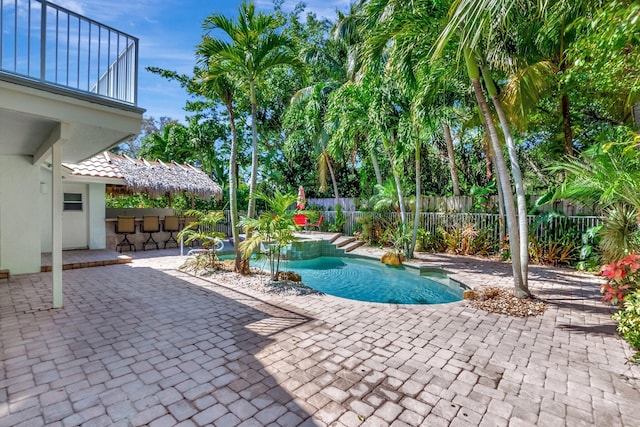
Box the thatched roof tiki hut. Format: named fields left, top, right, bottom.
left=66, top=151, right=222, bottom=203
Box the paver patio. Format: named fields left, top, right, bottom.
left=1, top=248, right=639, bottom=426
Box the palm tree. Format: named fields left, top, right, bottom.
left=286, top=83, right=341, bottom=202
left=239, top=190, right=299, bottom=281
left=367, top=75, right=411, bottom=227
left=361, top=0, right=469, bottom=258
left=481, top=65, right=530, bottom=288
left=551, top=141, right=640, bottom=262
left=285, top=5, right=372, bottom=203
left=196, top=68, right=247, bottom=273
left=432, top=0, right=532, bottom=297
left=325, top=82, right=384, bottom=187
left=146, top=65, right=248, bottom=273
left=550, top=142, right=640, bottom=211
left=198, top=1, right=300, bottom=220
left=371, top=178, right=402, bottom=215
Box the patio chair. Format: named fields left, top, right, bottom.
left=293, top=213, right=309, bottom=231
left=141, top=215, right=160, bottom=250
left=308, top=215, right=323, bottom=231
left=163, top=215, right=180, bottom=249
left=115, top=216, right=136, bottom=252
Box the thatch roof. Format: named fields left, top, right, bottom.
left=65, top=152, right=222, bottom=200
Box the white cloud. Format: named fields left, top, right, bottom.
left=54, top=0, right=87, bottom=15
left=255, top=0, right=350, bottom=20
left=55, top=0, right=160, bottom=24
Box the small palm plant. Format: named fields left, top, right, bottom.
left=239, top=190, right=298, bottom=281
left=370, top=178, right=402, bottom=215
left=178, top=210, right=226, bottom=271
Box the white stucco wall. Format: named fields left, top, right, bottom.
left=40, top=167, right=53, bottom=253
left=88, top=183, right=106, bottom=249
left=0, top=155, right=42, bottom=274
left=40, top=174, right=107, bottom=251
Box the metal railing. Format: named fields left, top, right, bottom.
left=192, top=210, right=602, bottom=248
left=0, top=0, right=138, bottom=104
left=322, top=211, right=603, bottom=243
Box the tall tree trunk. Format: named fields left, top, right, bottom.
left=561, top=92, right=573, bottom=156
left=465, top=48, right=527, bottom=298
left=382, top=135, right=407, bottom=224
left=558, top=22, right=574, bottom=157
left=247, top=78, right=259, bottom=219
left=442, top=122, right=460, bottom=196
left=324, top=150, right=340, bottom=205
left=483, top=137, right=493, bottom=182
left=481, top=109, right=505, bottom=242
left=410, top=138, right=421, bottom=259
left=482, top=66, right=529, bottom=291
left=494, top=159, right=506, bottom=243
left=224, top=99, right=246, bottom=274
left=371, top=151, right=383, bottom=186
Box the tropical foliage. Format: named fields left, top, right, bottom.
left=612, top=291, right=640, bottom=362
left=239, top=190, right=299, bottom=281
left=121, top=0, right=638, bottom=299
left=600, top=254, right=640, bottom=306
left=178, top=210, right=227, bottom=271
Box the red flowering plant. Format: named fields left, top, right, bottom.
left=600, top=254, right=640, bottom=305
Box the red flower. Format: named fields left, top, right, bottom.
left=599, top=254, right=640, bottom=305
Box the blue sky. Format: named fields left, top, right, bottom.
left=56, top=0, right=349, bottom=122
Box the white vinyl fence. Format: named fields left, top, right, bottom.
left=322, top=211, right=603, bottom=243
left=210, top=210, right=602, bottom=246
left=308, top=196, right=598, bottom=216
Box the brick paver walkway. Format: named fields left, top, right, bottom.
left=1, top=249, right=639, bottom=426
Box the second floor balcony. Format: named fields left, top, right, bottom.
left=1, top=0, right=138, bottom=106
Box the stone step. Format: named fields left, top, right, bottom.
left=329, top=233, right=342, bottom=244
left=345, top=241, right=365, bottom=253
left=40, top=256, right=132, bottom=273
left=336, top=237, right=356, bottom=248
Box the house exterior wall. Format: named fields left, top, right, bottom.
left=40, top=173, right=107, bottom=251
left=40, top=167, right=53, bottom=253
left=1, top=155, right=41, bottom=274
left=88, top=183, right=106, bottom=249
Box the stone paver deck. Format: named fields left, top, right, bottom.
left=1, top=247, right=639, bottom=426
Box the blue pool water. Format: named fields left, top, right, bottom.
left=281, top=256, right=462, bottom=304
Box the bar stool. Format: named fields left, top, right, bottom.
left=115, top=216, right=136, bottom=252
left=163, top=215, right=180, bottom=249
left=141, top=216, right=160, bottom=250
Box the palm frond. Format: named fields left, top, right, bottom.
left=500, top=60, right=557, bottom=130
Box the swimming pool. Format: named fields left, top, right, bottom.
left=282, top=256, right=462, bottom=304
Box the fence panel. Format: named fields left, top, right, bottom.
left=307, top=198, right=357, bottom=210
left=306, top=196, right=598, bottom=215
left=223, top=208, right=602, bottom=247
left=325, top=211, right=602, bottom=246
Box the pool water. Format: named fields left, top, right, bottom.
left=282, top=256, right=462, bottom=304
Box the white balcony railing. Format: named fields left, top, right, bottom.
left=0, top=0, right=138, bottom=105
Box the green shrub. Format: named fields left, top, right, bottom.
left=356, top=214, right=396, bottom=246
left=329, top=204, right=346, bottom=233
left=600, top=204, right=640, bottom=263
left=577, top=225, right=603, bottom=271
left=414, top=228, right=444, bottom=253
left=356, top=214, right=374, bottom=243
left=438, top=224, right=498, bottom=256
left=528, top=235, right=577, bottom=266
left=612, top=290, right=640, bottom=363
